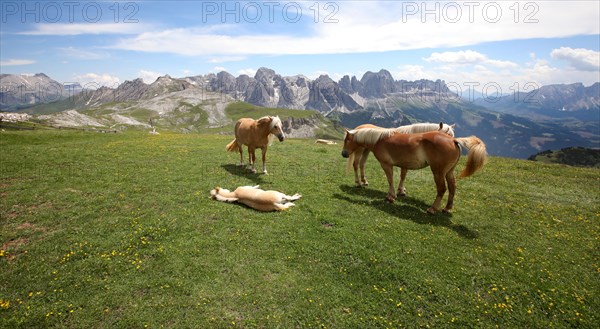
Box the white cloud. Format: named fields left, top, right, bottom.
left=424, top=50, right=518, bottom=69
left=19, top=23, right=149, bottom=36
left=550, top=47, right=600, bottom=71
left=308, top=71, right=330, bottom=79
left=424, top=50, right=487, bottom=64
left=237, top=68, right=256, bottom=77
left=73, top=73, right=120, bottom=88
left=109, top=1, right=599, bottom=56
left=59, top=47, right=110, bottom=60
left=137, top=70, right=162, bottom=83
left=208, top=56, right=246, bottom=63
left=394, top=53, right=598, bottom=97
left=395, top=65, right=434, bottom=81
left=0, top=59, right=35, bottom=66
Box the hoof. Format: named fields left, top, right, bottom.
left=442, top=208, right=452, bottom=213
left=250, top=168, right=257, bottom=174
left=386, top=196, right=396, bottom=203
left=426, top=207, right=437, bottom=214
left=397, top=192, right=407, bottom=197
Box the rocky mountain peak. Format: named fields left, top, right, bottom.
left=254, top=67, right=277, bottom=82
left=359, top=69, right=397, bottom=98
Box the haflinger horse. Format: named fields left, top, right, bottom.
left=347, top=122, right=455, bottom=192
left=210, top=185, right=301, bottom=212
left=226, top=116, right=285, bottom=174
left=341, top=128, right=486, bottom=214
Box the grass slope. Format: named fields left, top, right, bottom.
left=225, top=102, right=317, bottom=121
left=1, top=130, right=598, bottom=328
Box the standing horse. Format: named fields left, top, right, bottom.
left=341, top=128, right=486, bottom=214
left=226, top=116, right=285, bottom=174
left=347, top=122, right=455, bottom=192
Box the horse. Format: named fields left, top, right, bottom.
left=346, top=122, right=455, bottom=190
left=226, top=116, right=285, bottom=174
left=341, top=128, right=486, bottom=214
left=210, top=185, right=301, bottom=211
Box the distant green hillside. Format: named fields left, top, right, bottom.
left=528, top=147, right=600, bottom=168
left=225, top=101, right=344, bottom=140
left=8, top=100, right=346, bottom=139
left=225, top=101, right=317, bottom=120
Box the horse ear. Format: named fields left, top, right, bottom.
left=439, top=122, right=443, bottom=130
left=451, top=124, right=456, bottom=128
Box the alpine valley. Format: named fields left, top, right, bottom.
left=1, top=68, right=598, bottom=159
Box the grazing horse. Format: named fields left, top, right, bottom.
left=226, top=116, right=285, bottom=174
left=341, top=128, right=486, bottom=214
left=347, top=122, right=455, bottom=191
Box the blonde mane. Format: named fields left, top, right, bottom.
left=397, top=122, right=455, bottom=137
left=349, top=128, right=397, bottom=145
left=349, top=122, right=455, bottom=145
left=258, top=116, right=283, bottom=145
left=269, top=116, right=282, bottom=130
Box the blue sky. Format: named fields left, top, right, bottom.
left=1, top=0, right=599, bottom=94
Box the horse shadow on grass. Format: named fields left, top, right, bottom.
left=335, top=184, right=478, bottom=239
left=220, top=164, right=267, bottom=185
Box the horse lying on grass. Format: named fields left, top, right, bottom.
left=341, top=128, right=486, bottom=214
left=226, top=116, right=285, bottom=174
left=347, top=122, right=455, bottom=189
left=210, top=185, right=301, bottom=212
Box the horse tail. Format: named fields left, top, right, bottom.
left=454, top=136, right=487, bottom=178
left=226, top=139, right=239, bottom=152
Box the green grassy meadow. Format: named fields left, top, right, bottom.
left=1, top=129, right=598, bottom=328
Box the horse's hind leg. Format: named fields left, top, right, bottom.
left=274, top=202, right=295, bottom=211
left=397, top=167, right=408, bottom=196
left=381, top=163, right=396, bottom=203
left=427, top=171, right=447, bottom=214
left=237, top=147, right=244, bottom=167
left=443, top=170, right=456, bottom=213
left=281, top=193, right=302, bottom=202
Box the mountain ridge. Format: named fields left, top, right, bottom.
left=2, top=69, right=598, bottom=159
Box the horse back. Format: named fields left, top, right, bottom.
left=376, top=131, right=459, bottom=169
left=235, top=118, right=266, bottom=147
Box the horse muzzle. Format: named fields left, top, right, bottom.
left=277, top=134, right=285, bottom=142
left=341, top=150, right=349, bottom=158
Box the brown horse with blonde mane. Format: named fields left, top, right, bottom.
left=341, top=128, right=486, bottom=214
left=226, top=116, right=285, bottom=174
left=347, top=122, right=455, bottom=189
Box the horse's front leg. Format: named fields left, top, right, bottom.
left=261, top=146, right=268, bottom=174
left=427, top=171, right=447, bottom=214
left=381, top=163, right=396, bottom=203
left=359, top=148, right=370, bottom=186
left=397, top=167, right=407, bottom=196
left=352, top=156, right=361, bottom=187
left=248, top=147, right=257, bottom=173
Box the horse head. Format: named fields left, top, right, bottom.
left=341, top=129, right=359, bottom=158
left=438, top=122, right=456, bottom=137
left=269, top=116, right=285, bottom=142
